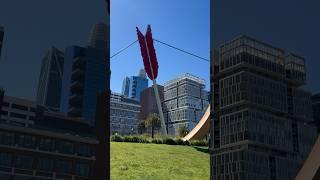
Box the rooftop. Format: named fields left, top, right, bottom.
left=164, top=73, right=206, bottom=86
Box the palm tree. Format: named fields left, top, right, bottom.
left=144, top=113, right=161, bottom=138
left=137, top=121, right=146, bottom=134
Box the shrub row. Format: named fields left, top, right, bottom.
left=110, top=134, right=208, bottom=147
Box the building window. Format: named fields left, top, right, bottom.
left=15, top=155, right=33, bottom=169
left=11, top=104, right=28, bottom=111
left=77, top=144, right=93, bottom=157
left=0, top=110, right=8, bottom=115
left=37, top=158, right=53, bottom=171
left=0, top=152, right=12, bottom=166
left=56, top=160, right=72, bottom=174
left=56, top=141, right=74, bottom=154
left=75, top=163, right=90, bottom=177
left=2, top=102, right=9, bottom=107
left=0, top=131, right=15, bottom=145
left=10, top=112, right=27, bottom=119
left=14, top=176, right=33, bottom=180
left=38, top=138, right=54, bottom=151
left=0, top=174, right=10, bottom=180
left=18, top=135, right=36, bottom=148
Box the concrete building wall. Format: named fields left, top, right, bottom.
left=139, top=85, right=164, bottom=121
left=110, top=92, right=140, bottom=135
left=164, top=73, right=209, bottom=136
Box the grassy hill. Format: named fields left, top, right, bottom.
left=111, top=142, right=210, bottom=179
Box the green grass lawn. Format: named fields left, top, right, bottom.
left=111, top=142, right=210, bottom=180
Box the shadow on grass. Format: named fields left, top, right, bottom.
left=193, top=146, right=209, bottom=154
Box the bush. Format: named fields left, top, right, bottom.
left=151, top=138, right=163, bottom=144
left=175, top=138, right=185, bottom=145
left=163, top=137, right=177, bottom=145
left=123, top=135, right=150, bottom=143
left=111, top=134, right=123, bottom=142
left=189, top=140, right=208, bottom=147
left=184, top=140, right=190, bottom=146
left=110, top=134, right=207, bottom=147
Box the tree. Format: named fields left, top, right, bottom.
left=137, top=121, right=146, bottom=134
left=178, top=125, right=189, bottom=137
left=144, top=113, right=161, bottom=138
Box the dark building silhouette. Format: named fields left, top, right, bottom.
left=60, top=24, right=108, bottom=126
left=0, top=92, right=99, bottom=179
left=59, top=45, right=107, bottom=125
left=36, top=47, right=64, bottom=112
left=88, top=23, right=108, bottom=52
left=210, top=35, right=317, bottom=180
left=95, top=91, right=109, bottom=179
left=312, top=93, right=320, bottom=132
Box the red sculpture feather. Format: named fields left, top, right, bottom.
left=136, top=25, right=159, bottom=80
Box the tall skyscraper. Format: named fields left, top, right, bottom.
left=0, top=26, right=4, bottom=58
left=36, top=47, right=64, bottom=111
left=312, top=93, right=320, bottom=132
left=60, top=45, right=107, bottom=125
left=60, top=23, right=108, bottom=126
left=121, top=69, right=148, bottom=101
left=121, top=77, right=130, bottom=97
left=210, top=35, right=317, bottom=180
left=88, top=23, right=108, bottom=52
left=163, top=73, right=209, bottom=136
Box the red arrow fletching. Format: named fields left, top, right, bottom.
left=145, top=25, right=159, bottom=80
left=136, top=27, right=153, bottom=80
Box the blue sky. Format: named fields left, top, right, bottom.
left=110, top=0, right=210, bottom=93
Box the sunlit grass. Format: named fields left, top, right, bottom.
left=111, top=142, right=210, bottom=180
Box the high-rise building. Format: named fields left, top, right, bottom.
left=88, top=23, right=108, bottom=52
left=121, top=69, right=148, bottom=101
left=139, top=85, right=164, bottom=121
left=110, top=92, right=140, bottom=135
left=0, top=26, right=4, bottom=58
left=60, top=45, right=107, bottom=125
left=312, top=93, right=320, bottom=132
left=163, top=73, right=209, bottom=136
left=210, top=35, right=317, bottom=180
left=36, top=47, right=64, bottom=111
left=121, top=77, right=130, bottom=97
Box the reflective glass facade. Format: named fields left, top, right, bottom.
left=36, top=47, right=64, bottom=111
left=121, top=69, right=148, bottom=101
left=60, top=45, right=107, bottom=125
left=210, top=36, right=317, bottom=180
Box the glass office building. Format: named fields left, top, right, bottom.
left=60, top=45, right=107, bottom=126
left=210, top=36, right=317, bottom=180
left=36, top=47, right=64, bottom=112
left=121, top=69, right=148, bottom=101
